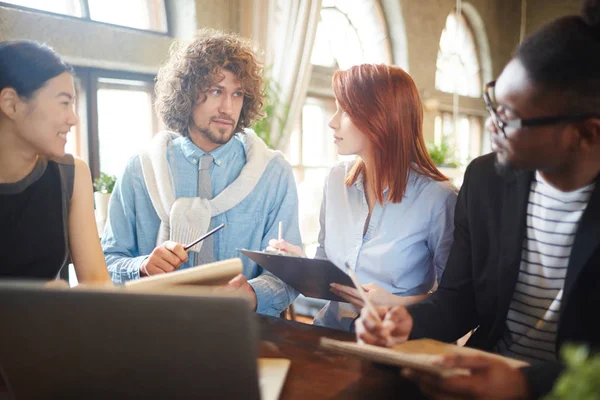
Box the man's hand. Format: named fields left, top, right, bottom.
left=140, top=241, right=188, bottom=276
left=355, top=305, right=413, bottom=347
left=330, top=282, right=397, bottom=309
left=224, top=274, right=258, bottom=310
left=402, top=354, right=531, bottom=400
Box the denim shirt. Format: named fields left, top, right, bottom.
left=101, top=134, right=301, bottom=316
left=312, top=162, right=458, bottom=330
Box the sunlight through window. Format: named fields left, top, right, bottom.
left=1, top=0, right=82, bottom=16
left=97, top=79, right=155, bottom=177
left=435, top=11, right=482, bottom=97
left=88, top=0, right=167, bottom=32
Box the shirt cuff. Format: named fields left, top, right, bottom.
left=248, top=277, right=282, bottom=317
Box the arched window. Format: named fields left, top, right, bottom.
left=311, top=0, right=391, bottom=69
left=432, top=8, right=491, bottom=176
left=435, top=10, right=482, bottom=97
left=284, top=0, right=395, bottom=255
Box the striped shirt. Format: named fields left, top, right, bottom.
left=496, top=172, right=594, bottom=363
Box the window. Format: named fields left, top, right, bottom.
left=69, top=69, right=160, bottom=180
left=87, top=0, right=167, bottom=32
left=433, top=10, right=488, bottom=177
left=283, top=98, right=348, bottom=253
left=1, top=0, right=82, bottom=16
left=434, top=112, right=483, bottom=167
left=435, top=10, right=482, bottom=98
left=1, top=0, right=167, bottom=33
left=61, top=71, right=159, bottom=285
left=311, top=0, right=391, bottom=69
left=284, top=0, right=392, bottom=255
left=96, top=78, right=158, bottom=177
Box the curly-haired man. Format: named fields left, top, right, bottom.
left=101, top=29, right=301, bottom=316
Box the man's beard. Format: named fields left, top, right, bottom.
left=195, top=124, right=236, bottom=145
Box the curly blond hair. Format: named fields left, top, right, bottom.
left=155, top=29, right=265, bottom=135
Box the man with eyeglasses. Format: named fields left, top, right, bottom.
left=354, top=2, right=600, bottom=399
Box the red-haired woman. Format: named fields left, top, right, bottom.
left=269, top=64, right=457, bottom=331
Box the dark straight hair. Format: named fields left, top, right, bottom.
left=0, top=40, right=73, bottom=100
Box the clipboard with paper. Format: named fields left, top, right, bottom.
left=238, top=249, right=355, bottom=302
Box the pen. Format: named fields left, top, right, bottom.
left=344, top=262, right=383, bottom=324
left=278, top=221, right=283, bottom=254
left=184, top=223, right=226, bottom=251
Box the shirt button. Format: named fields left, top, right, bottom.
left=216, top=160, right=221, bottom=166
left=192, top=159, right=197, bottom=164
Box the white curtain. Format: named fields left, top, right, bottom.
left=262, top=0, right=322, bottom=149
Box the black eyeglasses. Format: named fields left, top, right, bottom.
left=483, top=80, right=600, bottom=138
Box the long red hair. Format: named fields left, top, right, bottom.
left=333, top=64, right=447, bottom=204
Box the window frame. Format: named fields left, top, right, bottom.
left=72, top=67, right=158, bottom=180
left=0, top=0, right=170, bottom=35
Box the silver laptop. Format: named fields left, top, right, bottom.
left=0, top=281, right=260, bottom=399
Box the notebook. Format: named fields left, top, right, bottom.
left=320, top=338, right=529, bottom=378
left=123, top=258, right=243, bottom=291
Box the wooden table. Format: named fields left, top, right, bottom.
left=0, top=315, right=426, bottom=399
left=259, top=315, right=426, bottom=399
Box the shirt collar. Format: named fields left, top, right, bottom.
left=176, top=134, right=241, bottom=168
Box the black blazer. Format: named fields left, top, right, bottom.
left=407, top=153, right=600, bottom=398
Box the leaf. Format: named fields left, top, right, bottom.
left=544, top=343, right=600, bottom=400
left=251, top=69, right=290, bottom=149
left=93, top=172, right=117, bottom=194
left=426, top=136, right=459, bottom=167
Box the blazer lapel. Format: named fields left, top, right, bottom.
left=562, top=175, right=600, bottom=309
left=497, top=170, right=534, bottom=320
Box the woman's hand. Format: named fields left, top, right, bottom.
left=330, top=282, right=399, bottom=309
left=331, top=281, right=431, bottom=310
left=266, top=239, right=306, bottom=257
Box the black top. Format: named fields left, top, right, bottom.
left=0, top=159, right=66, bottom=279
left=407, top=153, right=600, bottom=399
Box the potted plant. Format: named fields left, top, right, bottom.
left=544, top=344, right=600, bottom=400
left=93, top=173, right=116, bottom=234
left=427, top=136, right=461, bottom=181
left=252, top=73, right=289, bottom=149
left=427, top=136, right=459, bottom=168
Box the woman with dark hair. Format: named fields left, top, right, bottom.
left=269, top=64, right=457, bottom=331
left=0, top=40, right=111, bottom=283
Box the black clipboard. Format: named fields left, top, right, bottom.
left=238, top=249, right=355, bottom=302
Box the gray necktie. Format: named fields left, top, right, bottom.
left=196, top=154, right=214, bottom=265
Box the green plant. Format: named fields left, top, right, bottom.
left=252, top=72, right=289, bottom=149
left=426, top=136, right=459, bottom=168
left=545, top=344, right=600, bottom=400
left=93, top=172, right=117, bottom=194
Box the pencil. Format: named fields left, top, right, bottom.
left=345, top=262, right=383, bottom=324
left=184, top=223, right=226, bottom=251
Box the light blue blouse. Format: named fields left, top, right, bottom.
left=312, top=161, right=458, bottom=330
